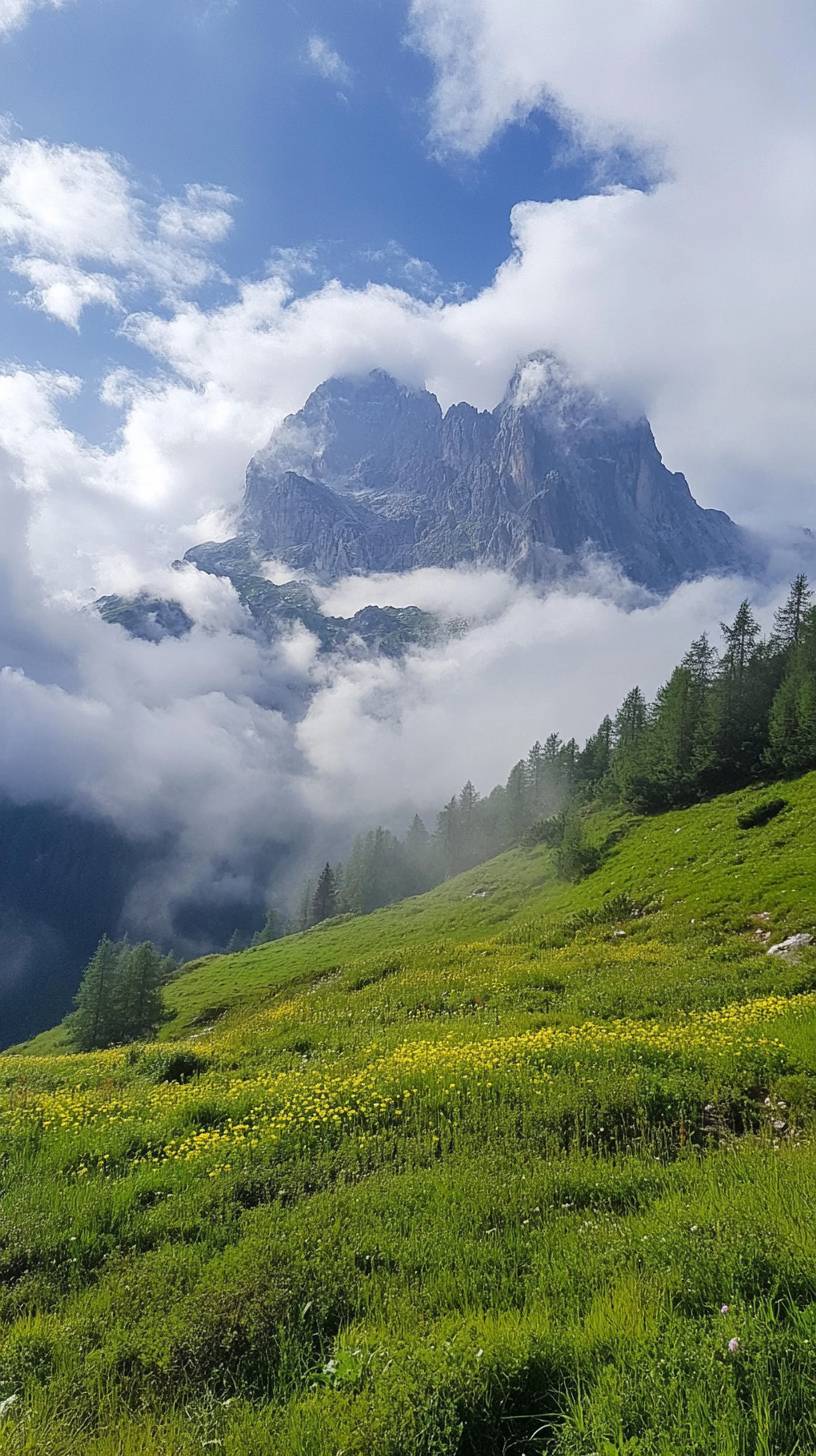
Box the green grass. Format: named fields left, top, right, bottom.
left=2, top=774, right=816, bottom=1452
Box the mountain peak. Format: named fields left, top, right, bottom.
left=226, top=352, right=755, bottom=591
left=501, top=351, right=636, bottom=435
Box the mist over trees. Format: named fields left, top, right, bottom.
left=299, top=576, right=816, bottom=927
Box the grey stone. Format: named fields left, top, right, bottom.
left=226, top=353, right=755, bottom=591
left=767, top=932, right=814, bottom=957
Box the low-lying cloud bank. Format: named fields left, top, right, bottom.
left=1, top=453, right=795, bottom=961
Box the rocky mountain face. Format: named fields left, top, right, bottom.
left=103, top=353, right=752, bottom=651
left=99, top=551, right=443, bottom=657
left=217, top=353, right=750, bottom=592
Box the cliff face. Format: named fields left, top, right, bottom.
left=228, top=354, right=749, bottom=591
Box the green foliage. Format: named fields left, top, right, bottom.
left=69, top=937, right=166, bottom=1050
left=296, top=576, right=816, bottom=932
left=737, top=797, right=788, bottom=831
left=6, top=770, right=816, bottom=1451
left=311, top=863, right=339, bottom=925
left=556, top=814, right=601, bottom=881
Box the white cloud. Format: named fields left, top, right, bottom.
left=297, top=569, right=771, bottom=828
left=0, top=131, right=236, bottom=324
left=305, top=33, right=353, bottom=89
left=11, top=258, right=121, bottom=328
left=0, top=0, right=65, bottom=36
left=317, top=565, right=524, bottom=622
left=404, top=0, right=816, bottom=527
left=0, top=433, right=785, bottom=943
left=3, top=0, right=816, bottom=577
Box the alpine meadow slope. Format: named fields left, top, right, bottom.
left=4, top=770, right=816, bottom=1453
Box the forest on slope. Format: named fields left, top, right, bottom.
left=292, top=575, right=815, bottom=931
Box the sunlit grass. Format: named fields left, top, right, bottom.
left=1, top=771, right=816, bottom=1452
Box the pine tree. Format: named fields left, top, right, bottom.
left=70, top=936, right=122, bottom=1051
left=119, top=942, right=165, bottom=1042
left=435, top=796, right=461, bottom=877
left=298, top=878, right=315, bottom=931
left=610, top=686, right=648, bottom=801
left=707, top=601, right=768, bottom=785
left=311, top=863, right=338, bottom=924
left=503, top=760, right=530, bottom=843
left=773, top=574, right=812, bottom=651
left=251, top=907, right=285, bottom=946
left=767, top=604, right=816, bottom=772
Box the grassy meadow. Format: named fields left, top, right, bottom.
left=2, top=774, right=816, bottom=1453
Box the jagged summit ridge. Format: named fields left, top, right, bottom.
left=225, top=353, right=749, bottom=591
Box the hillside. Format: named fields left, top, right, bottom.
left=3, top=773, right=816, bottom=1453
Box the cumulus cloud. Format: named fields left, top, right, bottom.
left=406, top=0, right=816, bottom=526
left=0, top=0, right=66, bottom=36
left=0, top=130, right=236, bottom=325
left=305, top=34, right=353, bottom=89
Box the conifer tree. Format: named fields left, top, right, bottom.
left=707, top=601, right=768, bottom=785
left=767, top=603, right=816, bottom=771
left=504, top=761, right=530, bottom=843
left=298, top=878, right=315, bottom=931
left=71, top=936, right=122, bottom=1051
left=435, top=796, right=461, bottom=877
left=119, top=941, right=165, bottom=1042
left=610, top=686, right=648, bottom=800
left=773, top=573, right=812, bottom=651
left=311, top=863, right=338, bottom=924
left=526, top=741, right=547, bottom=812
left=251, top=907, right=285, bottom=945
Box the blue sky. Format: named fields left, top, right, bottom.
left=0, top=0, right=634, bottom=440
left=1, top=0, right=815, bottom=952
left=0, top=0, right=813, bottom=581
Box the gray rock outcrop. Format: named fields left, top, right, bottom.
left=220, top=353, right=753, bottom=591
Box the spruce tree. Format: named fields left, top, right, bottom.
left=435, top=796, right=461, bottom=877
left=298, top=878, right=315, bottom=931
left=767, top=605, right=816, bottom=772
left=119, top=942, right=165, bottom=1042
left=311, top=863, right=338, bottom=923
left=504, top=761, right=530, bottom=843
left=70, top=937, right=123, bottom=1051
left=773, top=574, right=812, bottom=651
left=707, top=601, right=767, bottom=785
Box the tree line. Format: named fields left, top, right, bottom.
left=298, top=575, right=816, bottom=927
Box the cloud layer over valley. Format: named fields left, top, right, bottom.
left=2, top=0, right=816, bottom=1020
left=1, top=438, right=791, bottom=956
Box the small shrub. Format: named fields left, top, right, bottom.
left=523, top=814, right=565, bottom=848
left=737, top=797, right=787, bottom=830
left=141, top=1048, right=209, bottom=1083
left=556, top=817, right=601, bottom=881
left=566, top=892, right=648, bottom=932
